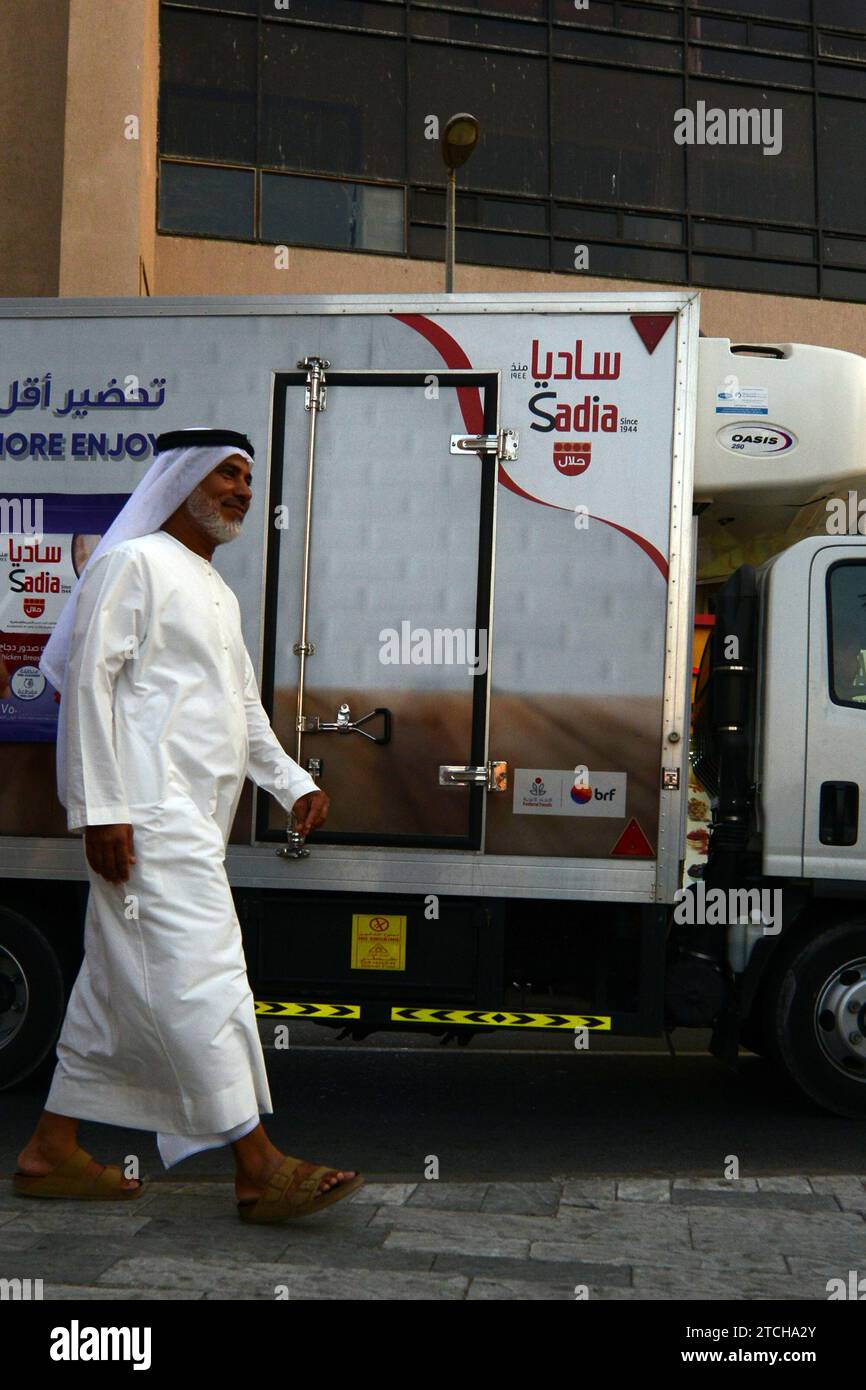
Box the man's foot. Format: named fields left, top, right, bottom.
left=234, top=1149, right=357, bottom=1204
left=16, top=1143, right=142, bottom=1192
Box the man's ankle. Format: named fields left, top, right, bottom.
left=29, top=1131, right=78, bottom=1156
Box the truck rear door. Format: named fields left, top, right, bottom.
left=261, top=367, right=501, bottom=849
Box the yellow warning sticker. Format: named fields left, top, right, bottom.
left=255, top=1000, right=361, bottom=1019
left=351, top=913, right=407, bottom=971
left=391, top=1006, right=611, bottom=1030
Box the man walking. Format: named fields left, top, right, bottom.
left=15, top=429, right=362, bottom=1223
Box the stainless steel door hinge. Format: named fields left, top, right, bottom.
left=298, top=355, right=330, bottom=412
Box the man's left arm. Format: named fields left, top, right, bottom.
left=240, top=645, right=329, bottom=833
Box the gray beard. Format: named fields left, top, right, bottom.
left=185, top=483, right=243, bottom=545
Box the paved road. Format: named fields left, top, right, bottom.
left=2, top=1025, right=863, bottom=1183
left=2, top=1031, right=865, bottom=1300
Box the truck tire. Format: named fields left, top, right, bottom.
left=738, top=1009, right=769, bottom=1057
left=764, top=921, right=866, bottom=1118
left=0, top=908, right=65, bottom=1091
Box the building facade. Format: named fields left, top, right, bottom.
left=2, top=0, right=866, bottom=353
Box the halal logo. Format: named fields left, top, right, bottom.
left=553, top=441, right=592, bottom=476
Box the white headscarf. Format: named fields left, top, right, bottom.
left=39, top=442, right=254, bottom=694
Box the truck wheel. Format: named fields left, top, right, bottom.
left=765, top=922, right=866, bottom=1118
left=738, top=1009, right=768, bottom=1057
left=0, top=909, right=65, bottom=1091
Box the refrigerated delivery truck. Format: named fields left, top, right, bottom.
left=1, top=291, right=865, bottom=1119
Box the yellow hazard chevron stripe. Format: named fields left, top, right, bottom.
left=253, top=1001, right=610, bottom=1030
left=391, top=1007, right=611, bottom=1030
left=255, top=1000, right=361, bottom=1020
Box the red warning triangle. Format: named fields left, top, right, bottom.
left=610, top=817, right=655, bottom=858
left=630, top=314, right=675, bottom=355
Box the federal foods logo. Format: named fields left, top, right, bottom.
left=553, top=441, right=591, bottom=476
left=716, top=422, right=797, bottom=456
left=527, top=776, right=553, bottom=807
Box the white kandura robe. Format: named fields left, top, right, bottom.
left=45, top=529, right=318, bottom=1167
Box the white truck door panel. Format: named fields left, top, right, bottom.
left=265, top=370, right=497, bottom=848
left=804, top=545, right=866, bottom=881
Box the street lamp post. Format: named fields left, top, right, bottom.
left=440, top=113, right=480, bottom=293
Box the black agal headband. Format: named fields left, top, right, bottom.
left=155, top=428, right=255, bottom=457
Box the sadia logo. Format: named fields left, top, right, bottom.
left=528, top=337, right=621, bottom=437
left=716, top=422, right=797, bottom=456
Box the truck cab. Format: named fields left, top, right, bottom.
left=689, top=534, right=866, bottom=1117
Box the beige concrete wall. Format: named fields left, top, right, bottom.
left=155, top=235, right=866, bottom=358
left=58, top=0, right=158, bottom=295
left=137, top=0, right=159, bottom=295
left=0, top=0, right=70, bottom=296
left=8, top=0, right=861, bottom=354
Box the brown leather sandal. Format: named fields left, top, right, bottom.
left=13, top=1146, right=145, bottom=1201
left=237, top=1155, right=364, bottom=1223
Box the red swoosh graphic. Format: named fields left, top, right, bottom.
left=394, top=313, right=669, bottom=582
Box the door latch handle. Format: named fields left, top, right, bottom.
left=819, top=781, right=859, bottom=846
left=277, top=759, right=323, bottom=861
left=450, top=427, right=519, bottom=461
left=298, top=703, right=391, bottom=745
left=439, top=761, right=507, bottom=791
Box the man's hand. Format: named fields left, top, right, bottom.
left=84, top=824, right=136, bottom=884
left=291, top=789, right=330, bottom=837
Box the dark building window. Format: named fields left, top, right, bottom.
left=157, top=0, right=866, bottom=304
left=260, top=26, right=405, bottom=181
left=158, top=161, right=255, bottom=240
left=160, top=9, right=257, bottom=163
left=692, top=0, right=810, bottom=19
left=816, top=0, right=866, bottom=28
left=276, top=0, right=406, bottom=31
left=687, top=83, right=815, bottom=224
left=820, top=98, right=866, bottom=233
left=408, top=45, right=548, bottom=195
left=260, top=172, right=405, bottom=253
left=552, top=66, right=685, bottom=208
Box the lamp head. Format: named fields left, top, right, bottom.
left=441, top=113, right=480, bottom=171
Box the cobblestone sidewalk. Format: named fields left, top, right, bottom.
left=1, top=1175, right=864, bottom=1300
